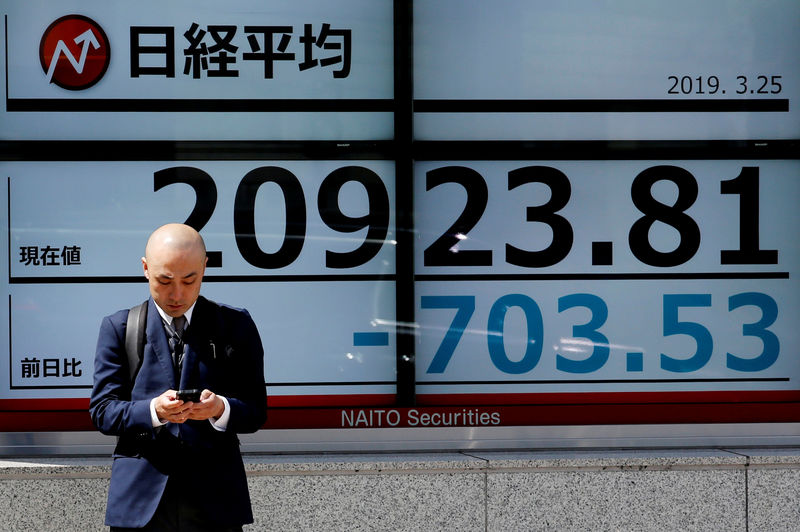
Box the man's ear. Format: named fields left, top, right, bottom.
left=142, top=257, right=149, bottom=279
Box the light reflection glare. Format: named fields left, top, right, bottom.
left=344, top=352, right=364, bottom=363
left=558, top=337, right=644, bottom=353
left=560, top=346, right=586, bottom=353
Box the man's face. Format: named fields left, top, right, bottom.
left=142, top=246, right=206, bottom=318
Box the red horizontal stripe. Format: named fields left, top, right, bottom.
left=2, top=392, right=799, bottom=431
left=1, top=390, right=796, bottom=411
left=0, top=398, right=90, bottom=411
left=0, top=411, right=95, bottom=431
left=265, top=402, right=800, bottom=429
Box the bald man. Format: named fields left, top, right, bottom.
left=90, top=224, right=266, bottom=531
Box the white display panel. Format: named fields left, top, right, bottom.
left=1, top=0, right=394, bottom=140
left=414, top=0, right=800, bottom=140
left=2, top=160, right=396, bottom=401
left=414, top=160, right=800, bottom=396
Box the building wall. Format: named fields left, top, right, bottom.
left=2, top=449, right=799, bottom=531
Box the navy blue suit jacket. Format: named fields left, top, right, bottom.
left=89, top=296, right=266, bottom=528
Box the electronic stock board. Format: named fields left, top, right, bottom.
left=1, top=0, right=798, bottom=436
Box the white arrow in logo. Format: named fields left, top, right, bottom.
left=45, top=28, right=101, bottom=83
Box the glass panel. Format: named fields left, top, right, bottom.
left=2, top=160, right=397, bottom=406
left=414, top=0, right=800, bottom=140
left=2, top=0, right=394, bottom=140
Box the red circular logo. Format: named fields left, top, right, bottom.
left=39, top=14, right=110, bottom=91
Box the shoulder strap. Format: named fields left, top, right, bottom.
left=124, top=300, right=148, bottom=383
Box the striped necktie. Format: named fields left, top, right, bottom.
left=164, top=315, right=186, bottom=370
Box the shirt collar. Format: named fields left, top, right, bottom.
left=153, top=299, right=197, bottom=326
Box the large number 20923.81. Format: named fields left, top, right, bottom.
left=422, top=292, right=779, bottom=375
left=425, top=165, right=777, bottom=267
left=154, top=166, right=390, bottom=269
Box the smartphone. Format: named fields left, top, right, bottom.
left=176, top=389, right=201, bottom=402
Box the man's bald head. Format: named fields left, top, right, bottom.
left=144, top=223, right=206, bottom=263
left=142, top=224, right=207, bottom=317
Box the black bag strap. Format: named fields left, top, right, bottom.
left=124, top=300, right=148, bottom=383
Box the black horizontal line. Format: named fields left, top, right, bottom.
left=416, top=272, right=789, bottom=282
left=267, top=382, right=396, bottom=387
left=9, top=383, right=272, bottom=391
left=6, top=98, right=395, bottom=113
left=419, top=378, right=790, bottom=385
left=9, top=274, right=396, bottom=284
left=9, top=272, right=788, bottom=284
left=3, top=139, right=797, bottom=162
left=9, top=385, right=92, bottom=390
left=0, top=140, right=396, bottom=161
left=10, top=379, right=787, bottom=390
left=206, top=274, right=395, bottom=283
left=415, top=98, right=789, bottom=113
left=11, top=379, right=785, bottom=389
left=9, top=98, right=788, bottom=114
left=413, top=139, right=800, bottom=160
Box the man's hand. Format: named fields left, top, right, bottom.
left=153, top=389, right=192, bottom=424
left=185, top=389, right=225, bottom=421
